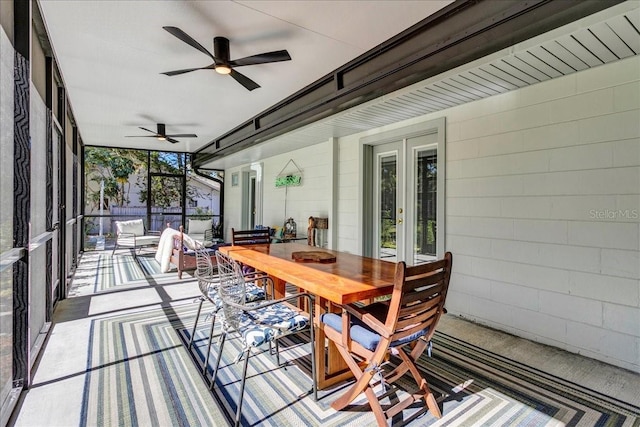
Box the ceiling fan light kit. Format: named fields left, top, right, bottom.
left=215, top=65, right=232, bottom=75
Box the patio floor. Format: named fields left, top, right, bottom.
left=9, top=250, right=640, bottom=426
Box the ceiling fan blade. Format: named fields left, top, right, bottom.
left=230, top=69, right=260, bottom=91
left=165, top=134, right=197, bottom=138
left=166, top=137, right=180, bottom=144
left=125, top=135, right=156, bottom=138
left=161, top=66, right=213, bottom=76
left=229, top=50, right=291, bottom=67
left=139, top=127, right=157, bottom=134
left=163, top=26, right=215, bottom=61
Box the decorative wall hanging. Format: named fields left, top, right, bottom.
left=275, top=159, right=302, bottom=188
left=277, top=159, right=303, bottom=220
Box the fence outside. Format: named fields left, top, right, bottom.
left=83, top=208, right=222, bottom=251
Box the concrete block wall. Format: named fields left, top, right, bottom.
left=261, top=143, right=332, bottom=231
left=443, top=55, right=639, bottom=372
left=224, top=141, right=332, bottom=240
left=227, top=55, right=639, bottom=371
left=335, top=55, right=639, bottom=372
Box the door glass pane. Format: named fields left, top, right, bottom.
left=414, top=148, right=437, bottom=264
left=379, top=154, right=397, bottom=261
left=151, top=175, right=183, bottom=231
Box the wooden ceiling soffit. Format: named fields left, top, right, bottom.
left=192, top=0, right=623, bottom=169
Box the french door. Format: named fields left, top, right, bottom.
left=372, top=132, right=442, bottom=265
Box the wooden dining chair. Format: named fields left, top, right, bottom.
left=211, top=250, right=317, bottom=427
left=321, top=252, right=452, bottom=426
left=231, top=227, right=271, bottom=245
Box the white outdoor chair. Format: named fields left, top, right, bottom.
left=111, top=219, right=160, bottom=257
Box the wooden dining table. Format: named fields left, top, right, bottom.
left=218, top=242, right=396, bottom=389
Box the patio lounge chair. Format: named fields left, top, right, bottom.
left=186, top=218, right=215, bottom=247
left=112, top=219, right=161, bottom=257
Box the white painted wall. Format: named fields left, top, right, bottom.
left=443, top=56, right=639, bottom=373
left=338, top=55, right=640, bottom=372
left=223, top=141, right=333, bottom=243
left=226, top=55, right=640, bottom=372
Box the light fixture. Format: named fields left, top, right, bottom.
left=157, top=136, right=166, bottom=141
left=215, top=65, right=232, bottom=75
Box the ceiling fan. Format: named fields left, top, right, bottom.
left=125, top=123, right=197, bottom=144
left=161, top=26, right=291, bottom=91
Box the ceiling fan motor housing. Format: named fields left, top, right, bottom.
left=214, top=37, right=230, bottom=63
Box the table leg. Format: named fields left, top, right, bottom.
left=315, top=297, right=352, bottom=390
left=270, top=276, right=286, bottom=299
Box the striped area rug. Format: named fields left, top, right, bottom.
left=80, top=304, right=229, bottom=427
left=71, top=252, right=165, bottom=294
left=80, top=303, right=640, bottom=427
left=181, top=326, right=640, bottom=427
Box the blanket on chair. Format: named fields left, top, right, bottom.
left=155, top=228, right=181, bottom=273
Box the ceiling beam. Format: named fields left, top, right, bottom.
left=193, top=0, right=623, bottom=169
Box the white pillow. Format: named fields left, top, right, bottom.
left=188, top=219, right=211, bottom=235
left=116, top=219, right=144, bottom=236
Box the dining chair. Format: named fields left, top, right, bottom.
left=231, top=227, right=271, bottom=245
left=321, top=252, right=453, bottom=426
left=190, top=244, right=269, bottom=374
left=212, top=250, right=317, bottom=427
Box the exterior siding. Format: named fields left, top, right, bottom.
left=227, top=55, right=640, bottom=372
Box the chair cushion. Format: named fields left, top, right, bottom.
left=135, top=235, right=160, bottom=246
left=188, top=219, right=212, bottom=235
left=116, top=219, right=144, bottom=236
left=321, top=312, right=427, bottom=351
left=184, top=247, right=217, bottom=256
left=225, top=302, right=308, bottom=350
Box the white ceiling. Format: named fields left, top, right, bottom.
left=38, top=0, right=454, bottom=153
left=206, top=1, right=639, bottom=169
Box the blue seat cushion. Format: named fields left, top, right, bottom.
left=183, top=246, right=218, bottom=256
left=321, top=307, right=427, bottom=351
left=223, top=302, right=309, bottom=360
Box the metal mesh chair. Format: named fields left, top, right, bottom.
left=212, top=250, right=317, bottom=427
left=190, top=244, right=269, bottom=374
